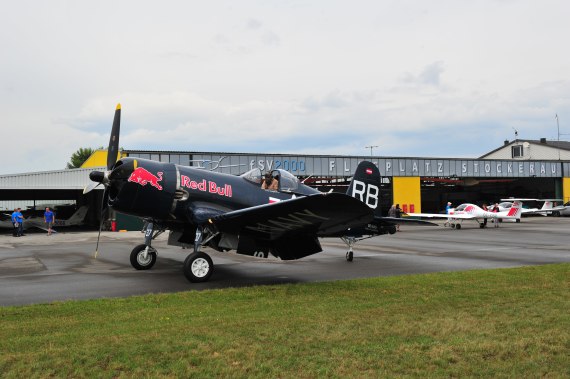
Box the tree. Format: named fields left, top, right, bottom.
left=66, top=147, right=96, bottom=169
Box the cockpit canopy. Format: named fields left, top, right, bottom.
left=240, top=168, right=299, bottom=192
left=271, top=169, right=299, bottom=192
left=240, top=168, right=263, bottom=184
left=454, top=204, right=468, bottom=212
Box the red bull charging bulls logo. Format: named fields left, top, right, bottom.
left=128, top=167, right=163, bottom=190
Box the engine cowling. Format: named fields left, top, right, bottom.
left=108, top=158, right=177, bottom=220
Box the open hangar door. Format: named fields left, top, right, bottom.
left=419, top=177, right=559, bottom=213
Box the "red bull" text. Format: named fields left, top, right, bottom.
left=128, top=167, right=163, bottom=190
left=180, top=175, right=232, bottom=198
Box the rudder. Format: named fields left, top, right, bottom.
left=347, top=161, right=382, bottom=216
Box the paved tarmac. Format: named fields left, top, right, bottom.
left=1, top=217, right=569, bottom=306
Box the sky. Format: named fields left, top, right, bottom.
left=1, top=0, right=569, bottom=175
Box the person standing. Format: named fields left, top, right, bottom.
left=492, top=203, right=500, bottom=228
left=12, top=208, right=24, bottom=237
left=444, top=202, right=452, bottom=227
left=395, top=204, right=402, bottom=231
left=10, top=208, right=18, bottom=237
left=44, top=207, right=55, bottom=236
left=481, top=203, right=488, bottom=228
left=388, top=204, right=396, bottom=217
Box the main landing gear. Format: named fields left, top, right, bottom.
left=130, top=222, right=218, bottom=283
left=130, top=221, right=164, bottom=270
left=182, top=226, right=216, bottom=283
left=444, top=220, right=462, bottom=230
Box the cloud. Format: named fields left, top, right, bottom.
left=401, top=61, right=446, bottom=87
left=1, top=1, right=569, bottom=174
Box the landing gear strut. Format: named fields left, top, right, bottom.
left=341, top=237, right=356, bottom=262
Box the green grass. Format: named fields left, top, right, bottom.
left=1, top=264, right=569, bottom=378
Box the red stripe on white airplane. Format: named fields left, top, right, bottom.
left=507, top=201, right=521, bottom=216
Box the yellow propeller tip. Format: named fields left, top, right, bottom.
left=116, top=103, right=121, bottom=110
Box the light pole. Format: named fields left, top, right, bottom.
left=556, top=114, right=560, bottom=160
left=365, top=145, right=378, bottom=156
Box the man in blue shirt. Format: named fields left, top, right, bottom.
left=11, top=208, right=24, bottom=237
left=10, top=208, right=18, bottom=237
left=444, top=202, right=453, bottom=227
left=44, top=207, right=55, bottom=236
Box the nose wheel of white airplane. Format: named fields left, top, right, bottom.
left=346, top=250, right=354, bottom=262
left=130, top=244, right=157, bottom=270
left=183, top=252, right=214, bottom=282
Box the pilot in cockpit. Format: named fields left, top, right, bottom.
left=261, top=172, right=279, bottom=191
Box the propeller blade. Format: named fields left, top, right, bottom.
left=94, top=188, right=109, bottom=258
left=107, top=103, right=121, bottom=171
left=83, top=181, right=101, bottom=195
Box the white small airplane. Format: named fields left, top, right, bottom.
left=495, top=199, right=565, bottom=217
left=0, top=206, right=88, bottom=233
left=405, top=201, right=524, bottom=229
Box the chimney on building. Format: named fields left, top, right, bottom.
left=504, top=140, right=509, bottom=146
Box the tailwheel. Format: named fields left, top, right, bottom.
left=456, top=224, right=461, bottom=230
left=346, top=251, right=354, bottom=262
left=183, top=251, right=214, bottom=283
left=130, top=244, right=157, bottom=270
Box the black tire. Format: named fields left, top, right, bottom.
left=451, top=224, right=456, bottom=229
left=479, top=223, right=485, bottom=228
left=183, top=252, right=214, bottom=283
left=346, top=251, right=354, bottom=262
left=552, top=211, right=560, bottom=217
left=456, top=224, right=462, bottom=230
left=130, top=244, right=157, bottom=270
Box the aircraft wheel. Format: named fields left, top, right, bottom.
left=451, top=224, right=456, bottom=229
left=552, top=211, right=560, bottom=217
left=456, top=224, right=461, bottom=230
left=516, top=219, right=521, bottom=223
left=479, top=223, right=485, bottom=229
left=183, top=252, right=214, bottom=283
left=346, top=251, right=353, bottom=262
left=130, top=244, right=157, bottom=270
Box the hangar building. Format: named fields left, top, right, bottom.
left=2, top=138, right=570, bottom=229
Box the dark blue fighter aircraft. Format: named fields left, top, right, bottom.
left=86, top=104, right=433, bottom=283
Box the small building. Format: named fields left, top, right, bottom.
left=481, top=138, right=570, bottom=160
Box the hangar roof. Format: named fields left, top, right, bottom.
left=0, top=167, right=103, bottom=190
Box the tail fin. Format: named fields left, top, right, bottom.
left=540, top=201, right=553, bottom=210
left=506, top=201, right=523, bottom=219
left=63, top=206, right=88, bottom=225
left=347, top=161, right=382, bottom=216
